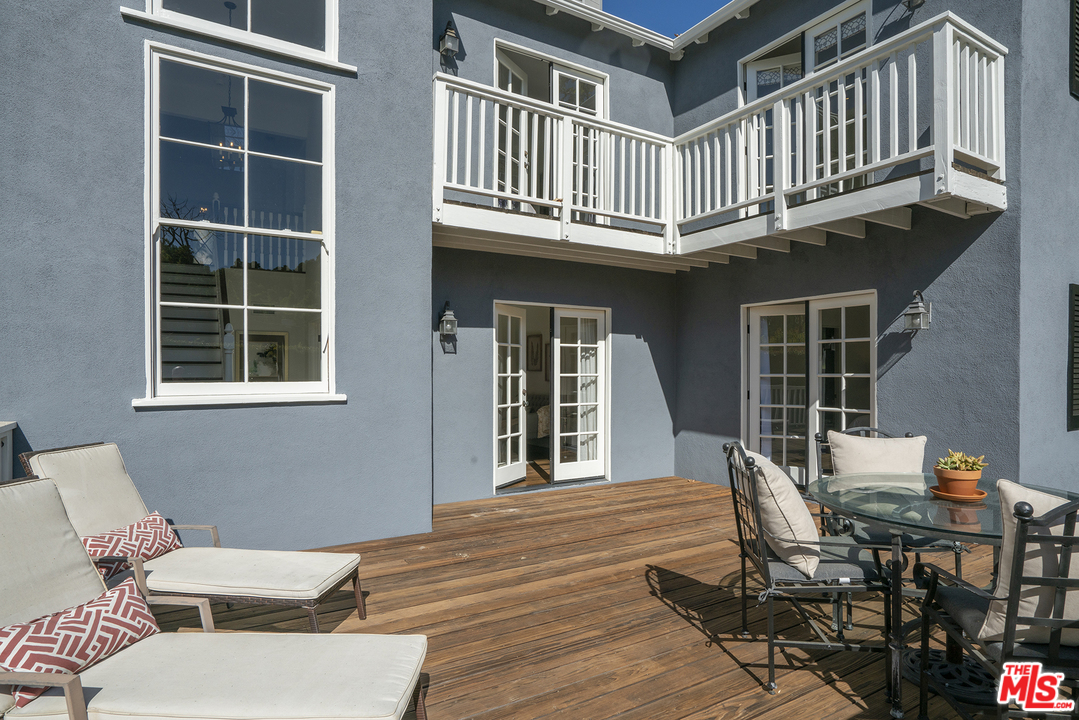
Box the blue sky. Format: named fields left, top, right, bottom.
left=602, top=0, right=735, bottom=38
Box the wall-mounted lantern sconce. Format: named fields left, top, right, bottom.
left=439, top=301, right=458, bottom=337
left=903, top=290, right=932, bottom=331
left=902, top=0, right=926, bottom=10
left=439, top=22, right=460, bottom=60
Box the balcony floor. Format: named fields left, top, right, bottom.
left=156, top=476, right=992, bottom=719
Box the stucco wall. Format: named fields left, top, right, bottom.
left=432, top=247, right=677, bottom=503
left=0, top=0, right=434, bottom=549
left=1017, top=0, right=1079, bottom=491
left=670, top=0, right=1025, bottom=485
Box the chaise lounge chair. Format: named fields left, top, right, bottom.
left=20, top=442, right=366, bottom=632
left=0, top=478, right=427, bottom=720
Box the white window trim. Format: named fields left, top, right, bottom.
left=120, top=2, right=356, bottom=75
left=492, top=39, right=610, bottom=120
left=740, top=289, right=877, bottom=479
left=737, top=0, right=870, bottom=106
left=137, top=41, right=341, bottom=407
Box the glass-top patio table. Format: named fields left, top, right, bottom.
left=808, top=473, right=1077, bottom=717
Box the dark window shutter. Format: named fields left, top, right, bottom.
left=1070, top=285, right=1079, bottom=431
left=1072, top=0, right=1079, bottom=99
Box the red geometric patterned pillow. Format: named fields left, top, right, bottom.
left=81, top=512, right=183, bottom=581
left=0, top=577, right=159, bottom=707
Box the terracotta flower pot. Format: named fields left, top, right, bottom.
left=933, top=467, right=982, bottom=497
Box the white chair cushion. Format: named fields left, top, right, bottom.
left=827, top=432, right=927, bottom=475
left=6, top=632, right=427, bottom=720
left=979, top=479, right=1079, bottom=645
left=746, top=451, right=820, bottom=579
left=1, top=687, right=13, bottom=716
left=27, top=444, right=149, bottom=537
left=121, top=547, right=361, bottom=600
left=0, top=480, right=105, bottom=627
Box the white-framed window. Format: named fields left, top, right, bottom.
left=144, top=44, right=336, bottom=403
left=739, top=0, right=871, bottom=104
left=125, top=0, right=342, bottom=70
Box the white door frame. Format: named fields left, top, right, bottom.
left=494, top=303, right=528, bottom=488
left=492, top=301, right=611, bottom=492
left=741, top=290, right=877, bottom=480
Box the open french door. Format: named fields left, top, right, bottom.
left=494, top=304, right=528, bottom=488
left=496, top=51, right=529, bottom=210
left=551, top=308, right=606, bottom=483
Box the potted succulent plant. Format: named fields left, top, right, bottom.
left=933, top=450, right=988, bottom=496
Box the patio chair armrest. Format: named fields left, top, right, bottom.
left=168, top=524, right=221, bottom=548
left=145, top=595, right=215, bottom=632
left=914, top=562, right=996, bottom=603
left=91, top=556, right=150, bottom=596
left=0, top=671, right=88, bottom=720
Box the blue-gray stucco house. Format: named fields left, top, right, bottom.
left=2, top=0, right=1077, bottom=550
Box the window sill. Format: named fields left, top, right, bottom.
left=132, top=393, right=348, bottom=409
left=120, top=8, right=358, bottom=74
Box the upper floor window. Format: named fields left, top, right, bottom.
left=148, top=46, right=335, bottom=400
left=146, top=0, right=337, bottom=60
left=741, top=0, right=870, bottom=103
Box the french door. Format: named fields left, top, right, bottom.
left=747, top=294, right=875, bottom=481
left=496, top=52, right=529, bottom=210
left=749, top=304, right=809, bottom=485
left=494, top=304, right=528, bottom=488
left=552, top=308, right=606, bottom=482
left=554, top=67, right=603, bottom=222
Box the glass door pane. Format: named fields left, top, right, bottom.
left=494, top=304, right=528, bottom=488
left=814, top=303, right=873, bottom=472
left=749, top=304, right=808, bottom=484
left=552, top=308, right=605, bottom=482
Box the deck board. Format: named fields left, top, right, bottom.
left=156, top=476, right=993, bottom=719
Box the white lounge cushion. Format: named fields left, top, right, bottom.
left=6, top=632, right=427, bottom=720
left=827, top=432, right=927, bottom=476
left=745, top=451, right=820, bottom=579
left=1, top=687, right=13, bottom=716
left=0, top=480, right=105, bottom=627
left=107, top=547, right=361, bottom=601
left=26, top=444, right=149, bottom=537
left=979, top=479, right=1079, bottom=645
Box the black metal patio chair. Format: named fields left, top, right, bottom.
left=724, top=441, right=894, bottom=695
left=916, top=484, right=1079, bottom=719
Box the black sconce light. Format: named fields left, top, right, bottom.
left=903, top=290, right=932, bottom=331
left=902, top=0, right=926, bottom=10
left=439, top=301, right=458, bottom=337
left=439, top=22, right=460, bottom=60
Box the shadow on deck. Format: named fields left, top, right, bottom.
left=155, top=476, right=992, bottom=719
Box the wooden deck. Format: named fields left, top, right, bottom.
left=156, top=476, right=994, bottom=719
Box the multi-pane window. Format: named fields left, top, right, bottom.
left=152, top=50, right=332, bottom=396
left=158, top=0, right=329, bottom=52
left=812, top=11, right=867, bottom=70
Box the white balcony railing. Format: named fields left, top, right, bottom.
left=433, top=74, right=674, bottom=248
left=432, top=12, right=1007, bottom=255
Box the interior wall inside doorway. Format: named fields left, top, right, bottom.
left=525, top=305, right=551, bottom=398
